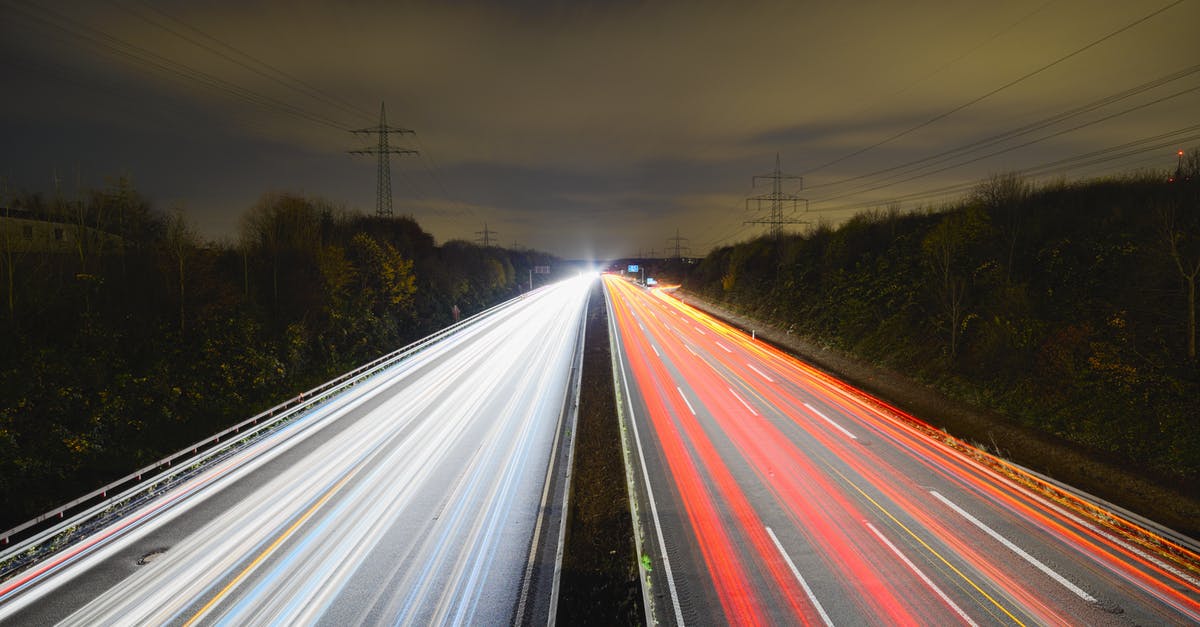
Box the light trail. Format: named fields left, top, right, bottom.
left=604, top=275, right=1200, bottom=625
left=0, top=276, right=592, bottom=625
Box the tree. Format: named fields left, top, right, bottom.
left=1, top=198, right=18, bottom=320
left=350, top=233, right=417, bottom=312
left=974, top=172, right=1029, bottom=283
left=922, top=207, right=990, bottom=361
left=1160, top=201, right=1200, bottom=360
left=165, top=209, right=198, bottom=335
left=240, top=193, right=322, bottom=309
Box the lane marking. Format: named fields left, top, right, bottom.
left=184, top=469, right=356, bottom=625
left=677, top=387, right=697, bottom=416
left=715, top=341, right=733, bottom=353
left=651, top=344, right=661, bottom=358
left=765, top=526, right=834, bottom=627
left=828, top=467, right=1025, bottom=626
left=866, top=522, right=978, bottom=626
left=803, top=402, right=857, bottom=440
left=613, top=308, right=686, bottom=626
left=694, top=327, right=706, bottom=335
left=930, top=491, right=1096, bottom=603
left=747, top=363, right=774, bottom=383
left=728, top=388, right=758, bottom=416
left=685, top=344, right=699, bottom=357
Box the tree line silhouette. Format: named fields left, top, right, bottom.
left=0, top=180, right=557, bottom=528
left=685, top=161, right=1200, bottom=487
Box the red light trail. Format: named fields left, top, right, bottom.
left=605, top=274, right=1200, bottom=625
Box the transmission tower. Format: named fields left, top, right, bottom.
left=475, top=222, right=498, bottom=248
left=349, top=102, right=417, bottom=217
left=666, top=228, right=690, bottom=260
left=745, top=154, right=808, bottom=239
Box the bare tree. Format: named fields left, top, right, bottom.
left=1, top=195, right=16, bottom=320
left=1160, top=202, right=1200, bottom=360
left=974, top=172, right=1029, bottom=283
left=923, top=207, right=990, bottom=360
left=165, top=209, right=197, bottom=335
left=240, top=193, right=321, bottom=308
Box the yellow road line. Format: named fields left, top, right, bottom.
left=184, top=471, right=355, bottom=626
left=829, top=466, right=1026, bottom=627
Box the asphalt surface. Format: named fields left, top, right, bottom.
left=604, top=275, right=1200, bottom=626
left=0, top=275, right=592, bottom=626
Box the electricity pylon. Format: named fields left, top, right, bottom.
left=475, top=222, right=498, bottom=248
left=666, top=228, right=690, bottom=260
left=349, top=102, right=417, bottom=217
left=745, top=154, right=807, bottom=240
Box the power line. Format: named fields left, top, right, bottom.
left=349, top=102, right=417, bottom=218
left=802, top=0, right=1186, bottom=176
left=807, top=64, right=1200, bottom=194
left=5, top=0, right=356, bottom=131
left=117, top=0, right=375, bottom=124
left=810, top=85, right=1200, bottom=207
left=816, top=130, right=1200, bottom=215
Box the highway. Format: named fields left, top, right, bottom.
left=0, top=275, right=592, bottom=626
left=604, top=275, right=1200, bottom=626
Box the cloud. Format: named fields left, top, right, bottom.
left=3, top=0, right=1198, bottom=258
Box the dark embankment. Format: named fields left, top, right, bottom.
left=557, top=281, right=643, bottom=625
left=0, top=182, right=568, bottom=530
left=682, top=170, right=1200, bottom=537
left=675, top=291, right=1200, bottom=538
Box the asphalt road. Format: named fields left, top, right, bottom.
left=0, top=275, right=592, bottom=626
left=604, top=275, right=1200, bottom=626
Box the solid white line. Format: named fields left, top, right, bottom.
left=616, top=331, right=685, bottom=625
left=651, top=344, right=661, bottom=358
left=715, top=341, right=732, bottom=353
left=746, top=363, right=774, bottom=383
left=728, top=388, right=758, bottom=416
left=866, top=522, right=977, bottom=626
left=677, top=387, right=696, bottom=416
left=803, top=403, right=857, bottom=440
left=930, top=491, right=1096, bottom=602
left=765, top=526, right=834, bottom=627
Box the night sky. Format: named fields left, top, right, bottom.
left=2, top=0, right=1197, bottom=259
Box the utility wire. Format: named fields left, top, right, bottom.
left=802, top=0, right=1186, bottom=176
left=808, top=64, right=1200, bottom=192
left=6, top=0, right=354, bottom=131
left=814, top=127, right=1200, bottom=215
left=118, top=0, right=375, bottom=125
left=810, top=84, right=1200, bottom=205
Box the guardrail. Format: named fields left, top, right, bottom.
left=0, top=286, right=551, bottom=568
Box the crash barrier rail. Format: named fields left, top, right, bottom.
left=0, top=285, right=552, bottom=573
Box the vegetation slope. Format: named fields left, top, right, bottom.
left=684, top=166, right=1200, bottom=495
left=0, top=180, right=561, bottom=528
